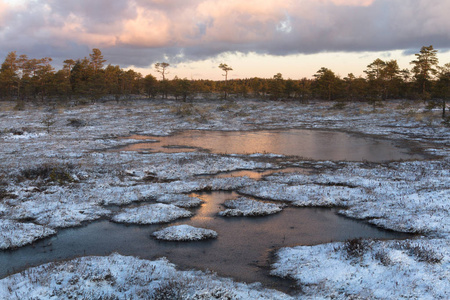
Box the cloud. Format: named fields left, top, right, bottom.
left=329, top=0, right=375, bottom=6
left=0, top=0, right=449, bottom=69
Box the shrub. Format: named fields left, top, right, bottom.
left=41, top=115, right=56, bottom=133
left=343, top=238, right=370, bottom=259
left=20, top=164, right=75, bottom=185
left=67, top=118, right=87, bottom=128
left=405, top=243, right=443, bottom=264
left=331, top=101, right=347, bottom=110
left=374, top=249, right=392, bottom=266
left=153, top=280, right=184, bottom=300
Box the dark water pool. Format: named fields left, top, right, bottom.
left=115, top=129, right=424, bottom=162
left=0, top=192, right=411, bottom=293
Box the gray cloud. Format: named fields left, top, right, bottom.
left=0, top=0, right=449, bottom=69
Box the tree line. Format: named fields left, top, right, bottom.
left=0, top=46, right=448, bottom=115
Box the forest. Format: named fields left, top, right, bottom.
left=0, top=46, right=448, bottom=116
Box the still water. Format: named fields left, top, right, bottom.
left=0, top=192, right=411, bottom=293
left=116, top=129, right=424, bottom=161
left=1, top=129, right=421, bottom=293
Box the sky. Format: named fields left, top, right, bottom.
left=0, top=0, right=449, bottom=80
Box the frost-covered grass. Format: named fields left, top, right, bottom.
left=0, top=253, right=293, bottom=300
left=156, top=194, right=203, bottom=208
left=219, top=197, right=285, bottom=217
left=241, top=160, right=450, bottom=236
left=272, top=238, right=449, bottom=299
left=0, top=219, right=56, bottom=249
left=112, top=204, right=192, bottom=224
left=152, top=224, right=218, bottom=241
left=0, top=99, right=449, bottom=298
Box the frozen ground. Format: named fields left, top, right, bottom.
left=0, top=253, right=292, bottom=299
left=111, top=203, right=192, bottom=224
left=219, top=197, right=285, bottom=217
left=240, top=160, right=450, bottom=236
left=272, top=238, right=449, bottom=299
left=152, top=224, right=218, bottom=241
left=156, top=193, right=203, bottom=208
left=0, top=99, right=449, bottom=298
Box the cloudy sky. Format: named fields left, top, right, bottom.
left=1, top=0, right=449, bottom=79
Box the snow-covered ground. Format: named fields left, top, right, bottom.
left=156, top=193, right=203, bottom=208
left=0, top=219, right=55, bottom=250
left=219, top=197, right=285, bottom=217
left=152, top=224, right=218, bottom=241
left=0, top=99, right=449, bottom=298
left=240, top=160, right=450, bottom=236
left=0, top=253, right=292, bottom=299
left=112, top=203, right=192, bottom=224
left=272, top=238, right=449, bottom=299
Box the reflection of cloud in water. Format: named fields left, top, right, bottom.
left=115, top=129, right=423, bottom=162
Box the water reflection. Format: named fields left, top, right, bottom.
left=115, top=129, right=423, bottom=162
left=0, top=192, right=412, bottom=293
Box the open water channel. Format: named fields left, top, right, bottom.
left=0, top=129, right=422, bottom=293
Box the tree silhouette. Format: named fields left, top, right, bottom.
left=219, top=63, right=233, bottom=99
left=411, top=45, right=439, bottom=99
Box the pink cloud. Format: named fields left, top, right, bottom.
left=119, top=7, right=171, bottom=47
left=328, top=0, right=375, bottom=6
left=1, top=0, right=449, bottom=69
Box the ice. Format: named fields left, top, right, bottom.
left=218, top=197, right=285, bottom=217
left=0, top=253, right=293, bottom=299
left=156, top=194, right=203, bottom=208
left=0, top=219, right=56, bottom=249
left=152, top=224, right=218, bottom=241
left=111, top=203, right=193, bottom=224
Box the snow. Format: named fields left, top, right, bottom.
left=0, top=253, right=293, bottom=299
left=152, top=224, right=218, bottom=241
left=0, top=99, right=449, bottom=298
left=271, top=238, right=450, bottom=299
left=239, top=182, right=362, bottom=207
left=111, top=203, right=193, bottom=224
left=240, top=160, right=450, bottom=236
left=218, top=197, right=285, bottom=217
left=0, top=219, right=56, bottom=249
left=156, top=194, right=203, bottom=208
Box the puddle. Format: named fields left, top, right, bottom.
left=198, top=167, right=310, bottom=180
left=0, top=191, right=412, bottom=294
left=115, top=129, right=425, bottom=162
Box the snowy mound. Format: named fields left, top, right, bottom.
left=112, top=204, right=192, bottom=224
left=218, top=197, right=284, bottom=217
left=0, top=253, right=292, bottom=299
left=239, top=182, right=361, bottom=207
left=0, top=219, right=56, bottom=249
left=156, top=194, right=203, bottom=208
left=152, top=225, right=218, bottom=241
left=271, top=238, right=450, bottom=299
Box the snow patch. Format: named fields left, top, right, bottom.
left=272, top=238, right=450, bottom=299
left=156, top=194, right=203, bottom=208
left=112, top=204, right=192, bottom=224
left=0, top=219, right=56, bottom=249
left=152, top=224, right=218, bottom=241
left=0, top=253, right=293, bottom=299
left=219, top=197, right=285, bottom=217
